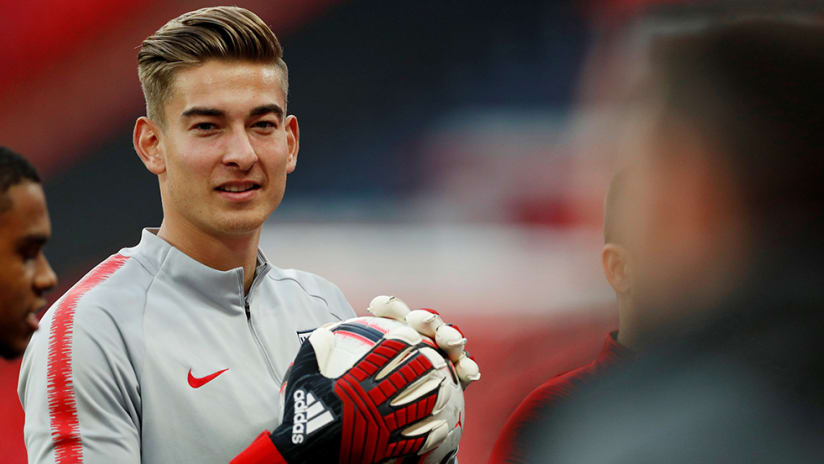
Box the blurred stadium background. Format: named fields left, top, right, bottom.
left=0, top=0, right=766, bottom=461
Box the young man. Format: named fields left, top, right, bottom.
left=489, top=169, right=637, bottom=463
left=0, top=147, right=57, bottom=359
left=19, top=7, right=474, bottom=463
left=522, top=19, right=824, bottom=462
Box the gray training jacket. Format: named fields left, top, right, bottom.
left=18, top=228, right=355, bottom=463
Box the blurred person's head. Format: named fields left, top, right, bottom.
left=623, top=19, right=824, bottom=328
left=133, top=6, right=298, bottom=241
left=0, top=147, right=56, bottom=358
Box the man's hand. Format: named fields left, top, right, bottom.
left=265, top=324, right=451, bottom=463
left=367, top=296, right=481, bottom=389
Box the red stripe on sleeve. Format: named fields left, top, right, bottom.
left=46, top=254, right=129, bottom=463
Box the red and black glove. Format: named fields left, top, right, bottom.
left=232, top=325, right=450, bottom=464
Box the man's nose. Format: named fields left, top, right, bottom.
left=223, top=130, right=258, bottom=171
left=34, top=254, right=58, bottom=294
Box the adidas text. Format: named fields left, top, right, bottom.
left=291, top=388, right=335, bottom=445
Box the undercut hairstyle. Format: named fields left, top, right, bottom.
left=648, top=18, right=824, bottom=239
left=0, top=147, right=41, bottom=214
left=603, top=168, right=631, bottom=245
left=137, top=6, right=288, bottom=125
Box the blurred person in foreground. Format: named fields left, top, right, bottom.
left=0, top=147, right=57, bottom=359
left=18, top=7, right=475, bottom=464
left=524, top=18, right=824, bottom=463
left=490, top=169, right=639, bottom=463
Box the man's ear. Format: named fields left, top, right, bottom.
left=133, top=117, right=166, bottom=175
left=284, top=114, right=299, bottom=174
left=602, top=243, right=632, bottom=294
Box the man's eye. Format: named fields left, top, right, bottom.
left=18, top=247, right=40, bottom=261
left=253, top=121, right=276, bottom=129
left=193, top=122, right=217, bottom=131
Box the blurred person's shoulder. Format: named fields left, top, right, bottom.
left=490, top=364, right=599, bottom=464
left=520, top=334, right=623, bottom=406
left=518, top=331, right=630, bottom=413
left=525, top=310, right=824, bottom=463
left=490, top=332, right=630, bottom=464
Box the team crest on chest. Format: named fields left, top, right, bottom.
left=296, top=329, right=315, bottom=344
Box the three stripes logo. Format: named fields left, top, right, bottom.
left=291, top=388, right=335, bottom=444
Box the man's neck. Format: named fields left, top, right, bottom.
left=616, top=295, right=640, bottom=350
left=157, top=218, right=261, bottom=293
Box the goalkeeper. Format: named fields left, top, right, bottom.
left=18, top=7, right=478, bottom=464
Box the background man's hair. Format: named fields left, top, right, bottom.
left=0, top=146, right=41, bottom=214
left=137, top=6, right=288, bottom=125
left=648, top=18, right=824, bottom=239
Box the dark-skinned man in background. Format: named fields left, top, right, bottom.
left=0, top=146, right=57, bottom=360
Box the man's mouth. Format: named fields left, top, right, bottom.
left=25, top=309, right=40, bottom=331
left=216, top=183, right=261, bottom=193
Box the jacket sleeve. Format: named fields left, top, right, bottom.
left=19, top=297, right=142, bottom=464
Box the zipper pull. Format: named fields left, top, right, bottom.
left=244, top=299, right=251, bottom=319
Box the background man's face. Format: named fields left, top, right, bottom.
left=0, top=181, right=56, bottom=358
left=157, top=60, right=297, bottom=238
left=620, top=101, right=745, bottom=325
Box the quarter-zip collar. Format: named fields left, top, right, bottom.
left=129, top=228, right=272, bottom=315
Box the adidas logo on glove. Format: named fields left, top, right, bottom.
left=291, top=388, right=335, bottom=444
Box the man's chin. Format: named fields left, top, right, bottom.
left=213, top=213, right=268, bottom=236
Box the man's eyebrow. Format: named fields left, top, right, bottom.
left=250, top=104, right=284, bottom=120
left=181, top=107, right=225, bottom=118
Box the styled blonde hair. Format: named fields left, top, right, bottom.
left=137, top=6, right=288, bottom=125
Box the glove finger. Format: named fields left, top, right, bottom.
left=370, top=326, right=424, bottom=381
left=388, top=368, right=444, bottom=407
left=308, top=326, right=337, bottom=378
left=388, top=346, right=447, bottom=407
left=435, top=325, right=467, bottom=362
left=405, top=309, right=445, bottom=338
left=411, top=419, right=450, bottom=454
left=367, top=295, right=411, bottom=322
left=455, top=356, right=481, bottom=389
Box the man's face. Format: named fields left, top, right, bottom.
left=622, top=106, right=745, bottom=321
left=0, top=181, right=57, bottom=358
left=155, top=60, right=298, bottom=237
